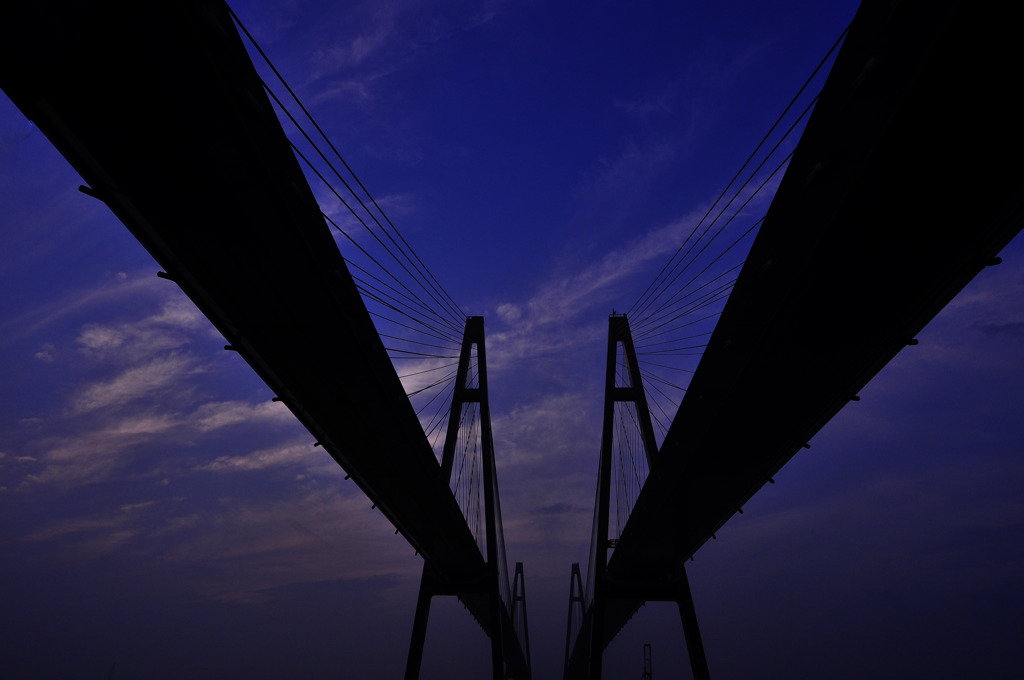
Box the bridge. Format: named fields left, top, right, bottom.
left=3, top=0, right=1022, bottom=677
left=0, top=1, right=529, bottom=677
left=564, top=0, right=1024, bottom=676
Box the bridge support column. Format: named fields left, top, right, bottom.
left=585, top=315, right=627, bottom=680
left=676, top=567, right=710, bottom=680
left=512, top=562, right=532, bottom=673
left=563, top=563, right=584, bottom=678
left=405, top=566, right=435, bottom=680
left=473, top=316, right=507, bottom=680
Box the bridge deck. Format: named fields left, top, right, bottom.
left=0, top=0, right=484, bottom=580
left=597, top=0, right=1024, bottom=648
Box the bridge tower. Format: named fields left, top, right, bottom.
left=512, top=562, right=532, bottom=672
left=405, top=316, right=530, bottom=680
left=641, top=643, right=652, bottom=680
left=563, top=563, right=585, bottom=678
left=564, top=314, right=709, bottom=679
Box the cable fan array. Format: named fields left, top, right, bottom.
left=229, top=10, right=465, bottom=457
left=443, top=341, right=514, bottom=612
left=570, top=29, right=855, bottom=662
left=611, top=356, right=650, bottom=540
left=449, top=353, right=486, bottom=554
left=623, top=27, right=849, bottom=447
left=231, top=14, right=520, bottom=634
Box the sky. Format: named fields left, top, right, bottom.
left=2, top=1, right=1023, bottom=678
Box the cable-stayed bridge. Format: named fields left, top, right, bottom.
left=0, top=1, right=529, bottom=677
left=3, top=0, right=1022, bottom=678
left=564, top=0, right=1024, bottom=676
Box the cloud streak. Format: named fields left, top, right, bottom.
left=71, top=353, right=199, bottom=415
left=195, top=441, right=319, bottom=473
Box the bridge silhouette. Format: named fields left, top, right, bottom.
left=563, top=0, right=1024, bottom=676
left=1, top=1, right=530, bottom=676
left=2, top=0, right=1021, bottom=678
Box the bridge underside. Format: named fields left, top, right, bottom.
left=1, top=0, right=487, bottom=583
left=2, top=2, right=532, bottom=671
left=597, top=0, right=1024, bottom=648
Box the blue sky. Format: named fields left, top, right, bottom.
left=2, top=1, right=1023, bottom=678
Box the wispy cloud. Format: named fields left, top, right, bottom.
left=493, top=391, right=598, bottom=468
left=0, top=272, right=165, bottom=350
left=485, top=161, right=782, bottom=376
left=8, top=283, right=312, bottom=489
left=24, top=513, right=132, bottom=543
left=26, top=413, right=179, bottom=485
left=152, top=487, right=419, bottom=601
left=23, top=395, right=307, bottom=487
left=16, top=481, right=417, bottom=599
left=71, top=353, right=199, bottom=415
left=33, top=343, right=55, bottom=363
left=572, top=138, right=677, bottom=219
left=192, top=400, right=295, bottom=432
left=311, top=5, right=398, bottom=73
left=75, top=297, right=205, bottom=361
left=485, top=207, right=705, bottom=370
left=301, top=0, right=510, bottom=104
left=195, top=441, right=318, bottom=473
left=614, top=82, right=681, bottom=126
